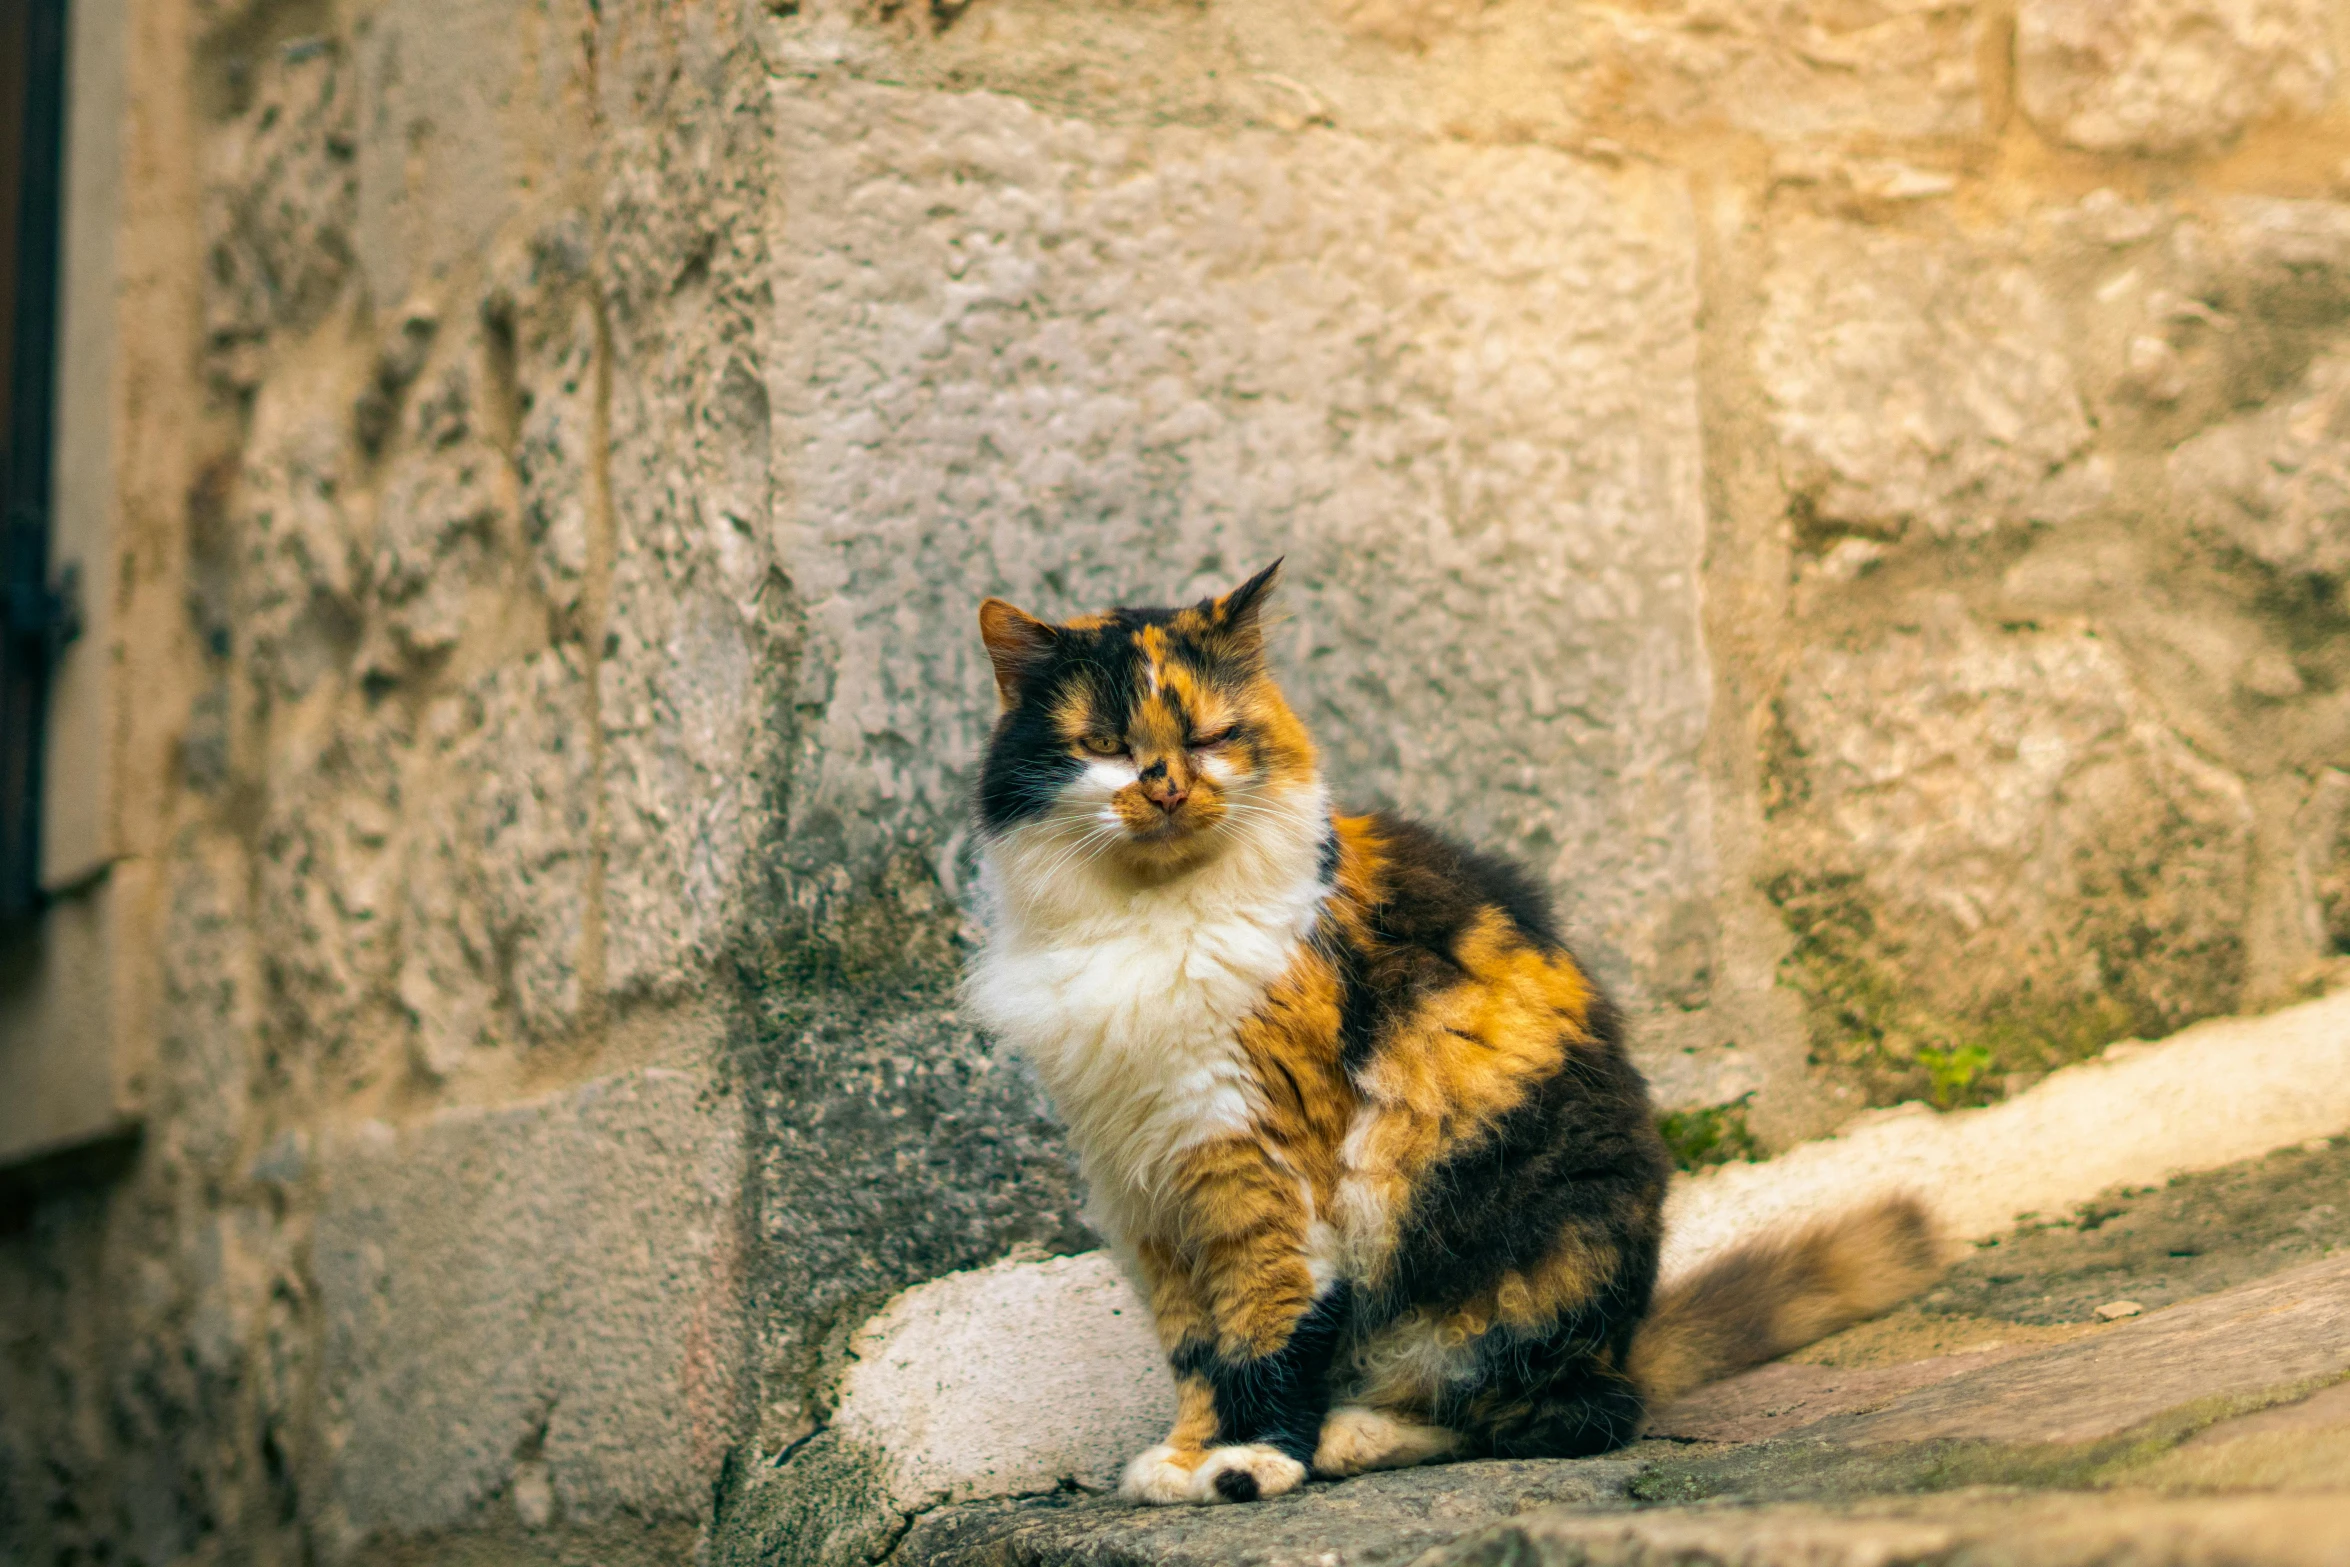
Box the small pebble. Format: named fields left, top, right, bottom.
left=2095, top=1300, right=2144, bottom=1321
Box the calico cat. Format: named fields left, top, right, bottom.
left=963, top=563, right=1939, bottom=1506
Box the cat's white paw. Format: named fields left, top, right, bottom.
left=1190, top=1443, right=1306, bottom=1504
left=1118, top=1444, right=1205, bottom=1505
left=1313, top=1405, right=1461, bottom=1477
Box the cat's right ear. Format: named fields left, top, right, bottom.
left=978, top=598, right=1060, bottom=707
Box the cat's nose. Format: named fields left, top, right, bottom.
left=1150, top=783, right=1189, bottom=814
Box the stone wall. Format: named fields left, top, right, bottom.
left=7, top=0, right=2350, bottom=1561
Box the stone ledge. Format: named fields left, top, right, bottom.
left=895, top=1458, right=1642, bottom=1567
left=883, top=1254, right=2350, bottom=1567
left=710, top=993, right=2350, bottom=1565
left=1428, top=1492, right=2350, bottom=1567
left=1661, top=988, right=2350, bottom=1278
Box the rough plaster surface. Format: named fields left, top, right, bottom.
left=771, top=81, right=1715, bottom=1016
left=312, top=1069, right=747, bottom=1542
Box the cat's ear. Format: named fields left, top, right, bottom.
left=978, top=598, right=1060, bottom=706
left=1208, top=559, right=1283, bottom=645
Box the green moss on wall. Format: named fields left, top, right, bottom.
left=1657, top=1097, right=1765, bottom=1171
left=1765, top=871, right=2162, bottom=1110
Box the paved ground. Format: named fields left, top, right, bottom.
left=1917, top=1132, right=2350, bottom=1324
left=889, top=1136, right=2350, bottom=1567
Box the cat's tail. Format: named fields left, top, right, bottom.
left=1627, top=1194, right=1945, bottom=1407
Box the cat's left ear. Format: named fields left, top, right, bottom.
left=979, top=598, right=1060, bottom=707
left=1207, top=559, right=1282, bottom=645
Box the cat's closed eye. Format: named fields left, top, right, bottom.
left=1190, top=728, right=1234, bottom=749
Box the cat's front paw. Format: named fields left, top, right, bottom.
left=1191, top=1443, right=1306, bottom=1504
left=1118, top=1444, right=1206, bottom=1505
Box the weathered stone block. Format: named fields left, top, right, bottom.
left=203, top=41, right=356, bottom=345
left=894, top=1458, right=1640, bottom=1567
left=592, top=71, right=793, bottom=1002
left=718, top=1251, right=1169, bottom=1566
left=1760, top=215, right=2108, bottom=545
left=398, top=650, right=595, bottom=1072
left=1768, top=597, right=2252, bottom=1097
left=1634, top=1251, right=2350, bottom=1512
left=369, top=364, right=506, bottom=662
left=252, top=718, right=410, bottom=1065
left=1324, top=0, right=1492, bottom=51
left=2299, top=769, right=2350, bottom=957
left=155, top=839, right=257, bottom=1178
left=770, top=83, right=1713, bottom=1005
left=2018, top=0, right=2336, bottom=155
left=350, top=0, right=526, bottom=315
left=1839, top=1252, right=2350, bottom=1446
left=235, top=367, right=366, bottom=701
left=2171, top=349, right=2350, bottom=584
left=1600, top=0, right=1985, bottom=141
left=742, top=971, right=1095, bottom=1447
left=1659, top=989, right=2350, bottom=1279
left=312, top=1069, right=745, bottom=1547
left=1436, top=1495, right=2350, bottom=1567
left=509, top=262, right=599, bottom=615
left=597, top=568, right=771, bottom=999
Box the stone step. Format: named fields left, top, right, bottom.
left=886, top=1252, right=2350, bottom=1567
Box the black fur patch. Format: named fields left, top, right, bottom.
left=1374, top=814, right=1565, bottom=950
left=1380, top=1002, right=1668, bottom=1316
left=1446, top=1345, right=1646, bottom=1460
left=975, top=696, right=1089, bottom=831
left=1312, top=811, right=1670, bottom=1462
left=1171, top=1285, right=1353, bottom=1465
left=1212, top=1469, right=1260, bottom=1502
left=1326, top=813, right=1576, bottom=1073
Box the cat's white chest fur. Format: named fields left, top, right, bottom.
left=964, top=785, right=1331, bottom=1245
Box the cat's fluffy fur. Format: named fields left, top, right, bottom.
left=965, top=564, right=1940, bottom=1506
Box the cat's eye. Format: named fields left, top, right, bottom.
left=1189, top=727, right=1234, bottom=749
left=1079, top=734, right=1126, bottom=757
